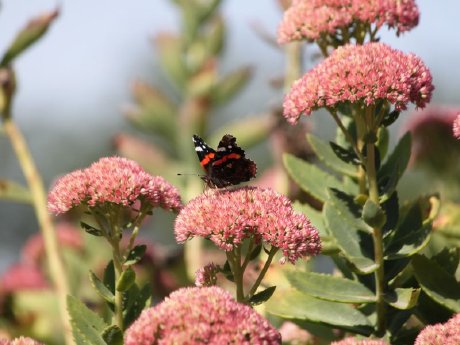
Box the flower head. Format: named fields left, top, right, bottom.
left=279, top=321, right=315, bottom=345
left=124, top=286, right=281, bottom=345
left=283, top=43, right=434, bottom=124
left=48, top=157, right=181, bottom=214
left=175, top=187, right=321, bottom=264
left=331, top=337, right=389, bottom=345
left=278, top=0, right=419, bottom=44
left=21, top=223, right=83, bottom=266
left=195, top=263, right=220, bottom=287
left=453, top=113, right=460, bottom=139
left=404, top=106, right=460, bottom=173
left=0, top=263, right=49, bottom=294
left=414, top=313, right=460, bottom=345
left=0, top=337, right=44, bottom=345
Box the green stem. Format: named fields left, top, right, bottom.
left=362, top=105, right=386, bottom=335
left=284, top=41, right=302, bottom=92
left=247, top=247, right=278, bottom=301
left=2, top=118, right=74, bottom=345
left=227, top=249, right=245, bottom=303
left=241, top=238, right=255, bottom=273
left=127, top=211, right=148, bottom=253
left=110, top=238, right=125, bottom=330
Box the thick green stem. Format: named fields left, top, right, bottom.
left=284, top=42, right=302, bottom=92
left=247, top=247, right=278, bottom=301
left=111, top=239, right=125, bottom=330
left=227, top=249, right=245, bottom=303
left=3, top=119, right=74, bottom=345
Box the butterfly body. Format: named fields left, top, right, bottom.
left=192, top=134, right=257, bottom=188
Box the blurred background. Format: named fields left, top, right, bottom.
left=1, top=0, right=459, bottom=273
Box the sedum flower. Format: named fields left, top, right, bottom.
left=0, top=263, right=49, bottom=293
left=283, top=43, right=434, bottom=124
left=175, top=187, right=321, bottom=264
left=0, top=337, right=44, bottom=345
left=124, top=286, right=281, bottom=344
left=277, top=0, right=419, bottom=44
left=453, top=113, right=460, bottom=139
left=195, top=262, right=220, bottom=287
left=21, top=223, right=83, bottom=266
left=414, top=313, right=460, bottom=345
left=279, top=321, right=315, bottom=345
left=331, top=337, right=389, bottom=345
left=48, top=156, right=181, bottom=214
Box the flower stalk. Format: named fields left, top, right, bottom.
left=2, top=118, right=73, bottom=345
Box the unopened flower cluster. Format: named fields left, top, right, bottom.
left=195, top=263, right=220, bottom=287
left=453, top=113, right=460, bottom=139
left=414, top=313, right=460, bottom=345
left=124, top=286, right=281, bottom=344
left=48, top=157, right=181, bottom=214
left=0, top=337, right=43, bottom=345
left=283, top=43, right=433, bottom=124
left=175, top=187, right=321, bottom=264
left=278, top=0, right=419, bottom=43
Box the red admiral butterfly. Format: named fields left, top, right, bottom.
left=193, top=134, right=257, bottom=188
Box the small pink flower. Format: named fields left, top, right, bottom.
left=124, top=286, right=281, bottom=345
left=277, top=0, right=419, bottom=44
left=279, top=321, right=315, bottom=344
left=283, top=43, right=434, bottom=124
left=48, top=157, right=182, bottom=214
left=331, top=337, right=389, bottom=345
left=0, top=263, right=49, bottom=294
left=21, top=223, right=83, bottom=266
left=453, top=113, right=460, bottom=139
left=175, top=187, right=321, bottom=264
left=414, top=313, right=460, bottom=345
left=0, top=337, right=44, bottom=345
left=195, top=263, right=220, bottom=287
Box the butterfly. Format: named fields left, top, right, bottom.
left=192, top=134, right=257, bottom=188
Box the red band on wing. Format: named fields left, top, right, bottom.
left=211, top=153, right=241, bottom=166
left=200, top=152, right=216, bottom=167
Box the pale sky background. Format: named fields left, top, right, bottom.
left=0, top=0, right=459, bottom=272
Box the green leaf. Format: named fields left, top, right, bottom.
left=1, top=9, right=59, bottom=67
left=249, top=286, right=276, bottom=306
left=0, top=179, right=32, bottom=203
left=384, top=196, right=437, bottom=260
left=384, top=288, right=420, bottom=310
left=324, top=190, right=376, bottom=274
left=102, top=325, right=123, bottom=345
left=103, top=261, right=115, bottom=295
left=381, top=110, right=400, bottom=128
left=266, top=289, right=372, bottom=334
left=286, top=271, right=376, bottom=303
left=123, top=283, right=151, bottom=328
left=126, top=82, right=177, bottom=144
left=80, top=221, right=104, bottom=237
left=155, top=33, right=187, bottom=87
left=210, top=66, right=252, bottom=106
left=376, top=127, right=389, bottom=161
left=307, top=134, right=357, bottom=177
left=67, top=295, right=108, bottom=345
left=204, top=15, right=225, bottom=55
left=210, top=113, right=273, bottom=150
left=89, top=271, right=115, bottom=304
left=222, top=260, right=234, bottom=282
left=378, top=133, right=411, bottom=201
left=125, top=245, right=147, bottom=266
left=329, top=142, right=360, bottom=166
left=248, top=244, right=262, bottom=261
left=116, top=267, right=136, bottom=292
left=412, top=255, right=460, bottom=312
left=362, top=199, right=386, bottom=229
left=283, top=153, right=343, bottom=203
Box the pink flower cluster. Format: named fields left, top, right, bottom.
left=279, top=321, right=315, bottom=345
left=453, top=113, right=460, bottom=139
left=0, top=338, right=43, bottom=345
left=195, top=263, right=219, bottom=287
left=283, top=43, right=434, bottom=124
left=175, top=187, right=321, bottom=264
left=124, top=286, right=281, bottom=345
left=48, top=157, right=181, bottom=214
left=277, top=0, right=419, bottom=43
left=331, top=337, right=389, bottom=345
left=414, top=313, right=460, bottom=345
